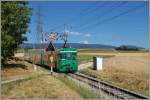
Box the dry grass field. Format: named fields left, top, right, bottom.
left=3, top=49, right=148, bottom=98
left=1, top=58, right=98, bottom=99
left=80, top=52, right=149, bottom=96
left=2, top=75, right=81, bottom=99
left=103, top=53, right=149, bottom=73
left=1, top=59, right=82, bottom=99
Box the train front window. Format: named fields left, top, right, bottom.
left=72, top=53, right=77, bottom=60
left=60, top=53, right=77, bottom=60
left=60, top=53, right=67, bottom=59
left=67, top=53, right=71, bottom=59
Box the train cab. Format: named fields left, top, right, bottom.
left=57, top=47, right=78, bottom=72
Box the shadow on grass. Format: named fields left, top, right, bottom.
left=2, top=63, right=28, bottom=70
left=25, top=60, right=59, bottom=73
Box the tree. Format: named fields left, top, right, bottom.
left=1, top=1, right=32, bottom=65
left=115, top=45, right=139, bottom=51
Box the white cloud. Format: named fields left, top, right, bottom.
left=83, top=40, right=89, bottom=44
left=84, top=33, right=91, bottom=37
left=70, top=32, right=81, bottom=36
left=66, top=30, right=69, bottom=33
left=67, top=31, right=91, bottom=37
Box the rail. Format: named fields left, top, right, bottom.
left=69, top=72, right=149, bottom=99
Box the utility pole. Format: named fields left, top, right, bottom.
left=63, top=24, right=69, bottom=48
left=64, top=24, right=67, bottom=34
left=36, top=7, right=44, bottom=65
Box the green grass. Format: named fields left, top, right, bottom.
left=55, top=74, right=100, bottom=99
left=78, top=48, right=148, bottom=53
left=78, top=55, right=114, bottom=64
left=78, top=48, right=116, bottom=53
left=78, top=55, right=93, bottom=64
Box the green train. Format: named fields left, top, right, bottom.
left=25, top=47, right=78, bottom=73
left=57, top=48, right=78, bottom=72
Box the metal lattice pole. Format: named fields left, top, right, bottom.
left=36, top=7, right=44, bottom=65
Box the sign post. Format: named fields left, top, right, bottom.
left=34, top=55, right=37, bottom=71
left=45, top=32, right=58, bottom=75
left=50, top=55, right=54, bottom=75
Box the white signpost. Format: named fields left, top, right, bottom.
left=34, top=64, right=37, bottom=71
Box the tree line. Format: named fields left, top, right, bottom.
left=115, top=45, right=140, bottom=51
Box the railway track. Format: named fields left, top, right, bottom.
left=23, top=58, right=148, bottom=99
left=69, top=72, right=149, bottom=99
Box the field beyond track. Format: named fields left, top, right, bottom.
left=78, top=49, right=149, bottom=96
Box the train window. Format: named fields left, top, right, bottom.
left=60, top=53, right=67, bottom=59
left=67, top=53, right=71, bottom=59
left=59, top=52, right=77, bottom=60
left=72, top=53, right=77, bottom=60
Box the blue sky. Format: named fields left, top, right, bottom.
left=26, top=1, right=149, bottom=48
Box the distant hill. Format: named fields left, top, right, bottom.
left=19, top=43, right=145, bottom=50
left=18, top=43, right=116, bottom=49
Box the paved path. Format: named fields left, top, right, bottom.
left=1, top=75, right=34, bottom=84
left=78, top=62, right=93, bottom=70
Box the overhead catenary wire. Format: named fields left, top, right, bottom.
left=68, top=2, right=108, bottom=25
left=49, top=2, right=147, bottom=36
left=78, top=3, right=147, bottom=32
left=51, top=1, right=127, bottom=31
left=50, top=1, right=107, bottom=31
left=73, top=1, right=128, bottom=29
left=79, top=1, right=102, bottom=13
